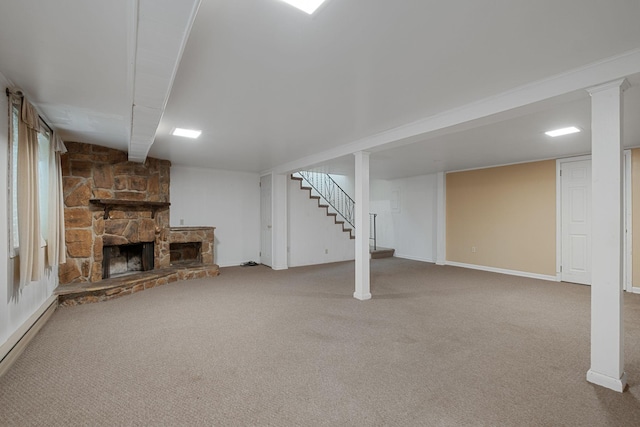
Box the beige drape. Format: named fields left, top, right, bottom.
left=47, top=132, right=67, bottom=268
left=17, top=97, right=43, bottom=286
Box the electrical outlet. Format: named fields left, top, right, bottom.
left=471, top=246, right=476, bottom=253
left=325, top=249, right=328, bottom=254
left=180, top=219, right=184, bottom=225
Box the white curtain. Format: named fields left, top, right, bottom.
left=17, top=97, right=43, bottom=286
left=47, top=132, right=67, bottom=268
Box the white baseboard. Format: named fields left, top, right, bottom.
left=394, top=254, right=435, bottom=263
left=445, top=261, right=559, bottom=282
left=0, top=295, right=57, bottom=378
left=628, top=287, right=640, bottom=294
left=353, top=291, right=372, bottom=301
left=219, top=262, right=266, bottom=268
left=219, top=262, right=243, bottom=268
left=587, top=369, right=627, bottom=393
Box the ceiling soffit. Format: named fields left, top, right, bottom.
left=128, top=0, right=201, bottom=163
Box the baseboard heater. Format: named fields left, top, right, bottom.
left=0, top=295, right=57, bottom=378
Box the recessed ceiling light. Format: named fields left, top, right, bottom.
left=545, top=126, right=581, bottom=137
left=279, top=0, right=327, bottom=14
left=172, top=128, right=202, bottom=139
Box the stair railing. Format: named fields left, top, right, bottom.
left=295, top=172, right=379, bottom=247
left=370, top=213, right=377, bottom=250
left=297, top=171, right=355, bottom=229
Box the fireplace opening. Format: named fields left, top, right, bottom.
left=170, top=242, right=202, bottom=266
left=103, top=242, right=154, bottom=279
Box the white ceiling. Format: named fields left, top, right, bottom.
left=1, top=0, right=640, bottom=180
left=0, top=0, right=132, bottom=146
left=317, top=79, right=640, bottom=179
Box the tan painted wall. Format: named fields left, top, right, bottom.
left=632, top=149, right=640, bottom=287
left=446, top=160, right=556, bottom=276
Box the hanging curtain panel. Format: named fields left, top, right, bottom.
left=17, top=97, right=43, bottom=286
left=47, top=132, right=67, bottom=268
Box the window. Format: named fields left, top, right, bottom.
left=37, top=125, right=51, bottom=241
left=8, top=95, right=52, bottom=257
left=9, top=97, right=19, bottom=255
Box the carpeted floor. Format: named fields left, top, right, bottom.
left=1, top=258, right=640, bottom=426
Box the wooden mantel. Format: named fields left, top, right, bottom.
left=89, top=199, right=171, bottom=219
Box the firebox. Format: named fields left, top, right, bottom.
left=103, top=242, right=154, bottom=279
left=170, top=242, right=202, bottom=265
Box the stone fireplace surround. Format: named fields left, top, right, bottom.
left=55, top=142, right=219, bottom=305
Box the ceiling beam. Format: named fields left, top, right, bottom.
left=128, top=0, right=201, bottom=163
left=269, top=48, right=640, bottom=176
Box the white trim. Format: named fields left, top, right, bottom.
left=586, top=370, right=627, bottom=393
left=125, top=0, right=138, bottom=157
left=271, top=173, right=289, bottom=271
left=446, top=261, right=558, bottom=282
left=435, top=172, right=446, bottom=265
left=353, top=292, right=372, bottom=301
left=558, top=154, right=592, bottom=163
left=448, top=155, right=586, bottom=175
left=555, top=160, right=562, bottom=278
left=394, top=254, right=435, bottom=263
left=218, top=262, right=254, bottom=268
left=587, top=78, right=631, bottom=95
left=556, top=155, right=593, bottom=282
left=629, top=287, right=640, bottom=295
left=0, top=295, right=57, bottom=378
left=624, top=149, right=632, bottom=292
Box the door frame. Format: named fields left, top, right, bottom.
left=556, top=153, right=633, bottom=290
left=623, top=149, right=636, bottom=293
left=260, top=174, right=273, bottom=267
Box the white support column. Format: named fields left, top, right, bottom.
left=586, top=78, right=629, bottom=392
left=271, top=173, right=288, bottom=270
left=436, top=172, right=446, bottom=265
left=354, top=151, right=371, bottom=300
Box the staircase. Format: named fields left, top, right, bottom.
left=291, top=172, right=395, bottom=258
left=291, top=174, right=354, bottom=239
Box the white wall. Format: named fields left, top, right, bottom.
left=170, top=166, right=261, bottom=267
left=288, top=177, right=355, bottom=267
left=1, top=72, right=58, bottom=348
left=371, top=174, right=438, bottom=262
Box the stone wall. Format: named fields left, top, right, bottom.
left=59, top=142, right=171, bottom=285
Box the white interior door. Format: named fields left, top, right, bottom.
left=260, top=174, right=273, bottom=267
left=561, top=160, right=592, bottom=285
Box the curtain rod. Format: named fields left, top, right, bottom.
left=6, top=87, right=23, bottom=97
left=5, top=87, right=54, bottom=134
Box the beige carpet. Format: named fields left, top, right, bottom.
left=1, top=258, right=640, bottom=426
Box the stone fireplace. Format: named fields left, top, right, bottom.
left=56, top=141, right=219, bottom=305
left=59, top=141, right=171, bottom=284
